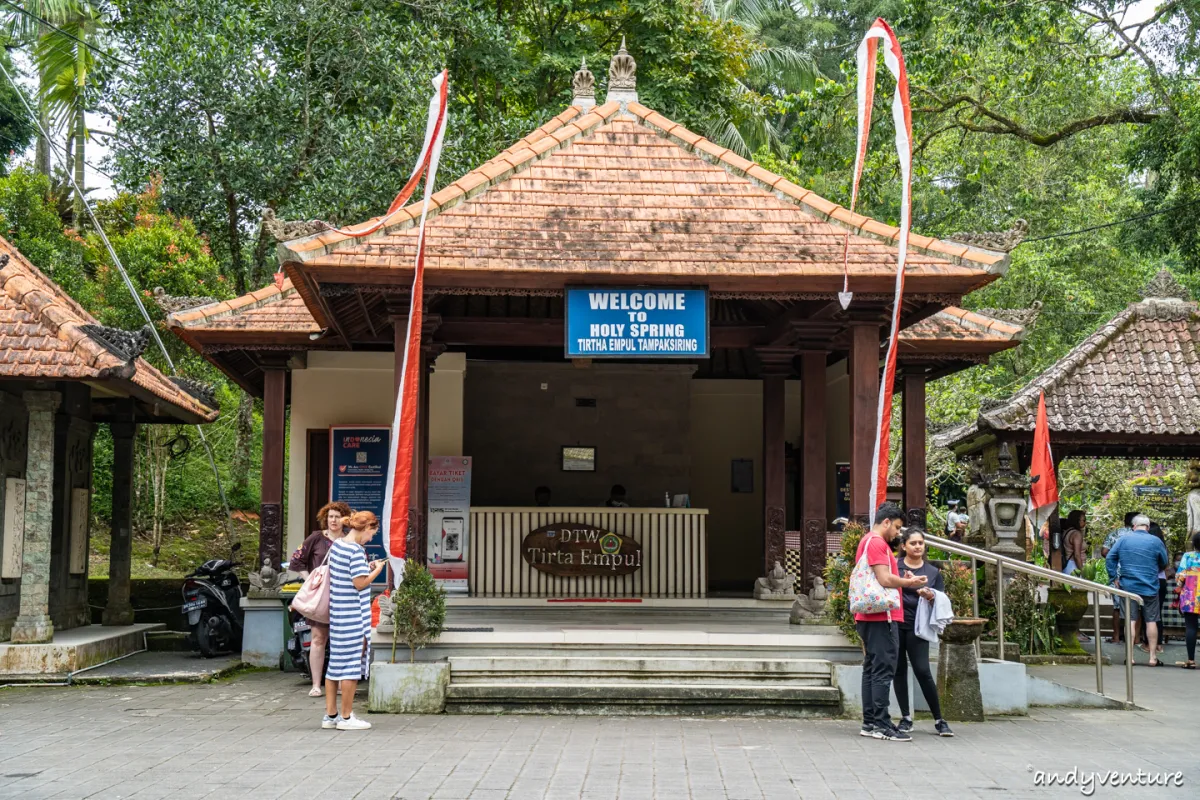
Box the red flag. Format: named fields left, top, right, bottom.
left=850, top=20, right=913, bottom=525
left=379, top=72, right=450, bottom=587
left=1029, top=391, right=1059, bottom=532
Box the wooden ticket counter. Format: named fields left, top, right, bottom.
left=469, top=507, right=708, bottom=598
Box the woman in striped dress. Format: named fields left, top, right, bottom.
left=323, top=510, right=384, bottom=731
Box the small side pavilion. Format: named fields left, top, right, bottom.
left=934, top=271, right=1200, bottom=565
left=0, top=237, right=216, bottom=672
left=170, top=51, right=1024, bottom=595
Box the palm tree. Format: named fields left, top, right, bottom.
left=703, top=0, right=820, bottom=157
left=34, top=2, right=101, bottom=223
left=2, top=1, right=103, bottom=222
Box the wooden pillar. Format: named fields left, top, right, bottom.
left=848, top=323, right=880, bottom=524
left=800, top=351, right=828, bottom=589
left=902, top=371, right=927, bottom=529
left=762, top=372, right=787, bottom=575
left=259, top=368, right=287, bottom=568
left=103, top=410, right=137, bottom=626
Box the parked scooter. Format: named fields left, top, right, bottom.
left=283, top=605, right=328, bottom=681
left=182, top=542, right=244, bottom=657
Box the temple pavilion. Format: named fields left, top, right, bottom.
left=169, top=47, right=1024, bottom=595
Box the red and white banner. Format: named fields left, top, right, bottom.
left=378, top=71, right=450, bottom=587
left=847, top=20, right=913, bottom=525
left=1029, top=391, right=1059, bottom=534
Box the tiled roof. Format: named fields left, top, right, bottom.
left=168, top=279, right=318, bottom=334
left=0, top=237, right=217, bottom=422
left=934, top=291, right=1200, bottom=447
left=900, top=307, right=1024, bottom=353
left=279, top=101, right=1007, bottom=302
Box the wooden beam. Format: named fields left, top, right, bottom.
left=762, top=372, right=787, bottom=575
left=356, top=289, right=378, bottom=338
left=435, top=317, right=766, bottom=349
left=800, top=351, right=828, bottom=590
left=259, top=369, right=287, bottom=567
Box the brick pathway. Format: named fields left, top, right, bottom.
left=0, top=668, right=1194, bottom=799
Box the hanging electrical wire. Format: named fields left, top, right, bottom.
left=0, top=59, right=236, bottom=539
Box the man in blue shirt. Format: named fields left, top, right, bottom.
left=1101, top=511, right=1138, bottom=643
left=1106, top=514, right=1170, bottom=666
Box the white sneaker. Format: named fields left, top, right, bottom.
left=321, top=715, right=340, bottom=729
left=336, top=714, right=372, bottom=731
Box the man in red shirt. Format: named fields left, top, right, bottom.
left=856, top=502, right=927, bottom=741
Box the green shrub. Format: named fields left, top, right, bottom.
left=391, top=560, right=447, bottom=663
left=942, top=560, right=976, bottom=619
left=824, top=522, right=865, bottom=645
left=1005, top=574, right=1060, bottom=655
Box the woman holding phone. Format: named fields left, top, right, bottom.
left=323, top=510, right=385, bottom=730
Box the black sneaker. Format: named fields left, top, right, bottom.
left=897, top=718, right=914, bottom=733
left=859, top=723, right=875, bottom=737
left=873, top=724, right=912, bottom=742
left=935, top=719, right=954, bottom=737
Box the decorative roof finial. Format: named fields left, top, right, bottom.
left=607, top=35, right=637, bottom=105
left=571, top=56, right=595, bottom=111
left=1139, top=269, right=1191, bottom=302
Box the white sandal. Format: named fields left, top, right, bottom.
left=308, top=687, right=324, bottom=697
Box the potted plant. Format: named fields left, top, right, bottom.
left=941, top=560, right=985, bottom=642
left=367, top=560, right=450, bottom=714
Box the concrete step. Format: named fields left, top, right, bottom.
left=449, top=656, right=832, bottom=685
left=445, top=681, right=842, bottom=717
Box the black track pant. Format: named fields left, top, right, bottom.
left=894, top=625, right=943, bottom=720
left=856, top=620, right=898, bottom=728
left=1185, top=612, right=1198, bottom=662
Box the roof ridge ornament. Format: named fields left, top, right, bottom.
left=1139, top=269, right=1191, bottom=302
left=606, top=35, right=637, bottom=105
left=81, top=323, right=152, bottom=365
left=571, top=57, right=595, bottom=111
left=947, top=219, right=1028, bottom=253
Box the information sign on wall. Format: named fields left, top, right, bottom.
left=329, top=426, right=390, bottom=583
left=428, top=456, right=472, bottom=593
left=565, top=288, right=708, bottom=358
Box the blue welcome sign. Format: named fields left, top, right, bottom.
left=565, top=288, right=708, bottom=358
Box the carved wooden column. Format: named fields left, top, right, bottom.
left=800, top=351, right=828, bottom=590
left=757, top=348, right=792, bottom=575
left=259, top=368, right=287, bottom=568
left=103, top=403, right=137, bottom=626
left=902, top=371, right=928, bottom=529
left=848, top=322, right=881, bottom=524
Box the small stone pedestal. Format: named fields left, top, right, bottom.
left=937, top=618, right=986, bottom=721
left=240, top=596, right=286, bottom=668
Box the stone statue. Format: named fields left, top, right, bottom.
left=375, top=592, right=395, bottom=634
left=754, top=561, right=797, bottom=601
left=965, top=483, right=993, bottom=550
left=247, top=557, right=283, bottom=597
left=790, top=576, right=829, bottom=623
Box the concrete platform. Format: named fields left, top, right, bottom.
left=0, top=624, right=162, bottom=681
left=70, top=651, right=243, bottom=685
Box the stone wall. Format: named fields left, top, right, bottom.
left=49, top=384, right=93, bottom=631
left=464, top=363, right=694, bottom=508
left=0, top=390, right=28, bottom=641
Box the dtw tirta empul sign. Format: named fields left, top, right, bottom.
left=565, top=288, right=708, bottom=357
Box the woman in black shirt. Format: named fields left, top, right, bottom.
left=893, top=528, right=953, bottom=736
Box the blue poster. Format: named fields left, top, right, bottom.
left=566, top=288, right=708, bottom=357
left=329, top=426, right=390, bottom=582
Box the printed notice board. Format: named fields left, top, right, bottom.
left=566, top=288, right=708, bottom=358
left=427, top=456, right=472, bottom=593
left=330, top=426, right=390, bottom=583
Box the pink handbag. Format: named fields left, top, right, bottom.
left=290, top=550, right=331, bottom=623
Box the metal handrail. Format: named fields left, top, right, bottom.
left=920, top=532, right=1140, bottom=706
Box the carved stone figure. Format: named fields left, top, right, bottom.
left=260, top=208, right=329, bottom=242
left=152, top=286, right=218, bottom=314
left=375, top=592, right=395, bottom=634
left=754, top=560, right=797, bottom=601
left=1188, top=489, right=1200, bottom=540
left=948, top=219, right=1028, bottom=252
left=608, top=36, right=636, bottom=89
left=965, top=483, right=993, bottom=550
left=572, top=58, right=595, bottom=99
left=789, top=576, right=829, bottom=623
left=247, top=557, right=283, bottom=597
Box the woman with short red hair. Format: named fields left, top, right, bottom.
left=289, top=501, right=351, bottom=696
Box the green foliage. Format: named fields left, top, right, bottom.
left=0, top=166, right=92, bottom=301
left=1080, top=558, right=1108, bottom=587
left=391, top=560, right=448, bottom=663
left=1005, top=574, right=1060, bottom=656
left=824, top=522, right=866, bottom=644
left=940, top=560, right=975, bottom=619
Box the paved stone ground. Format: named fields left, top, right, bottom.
left=0, top=666, right=1194, bottom=800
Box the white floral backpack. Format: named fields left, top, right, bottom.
left=849, top=535, right=901, bottom=615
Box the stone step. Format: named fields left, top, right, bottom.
left=444, top=681, right=842, bottom=717
left=449, top=656, right=833, bottom=685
